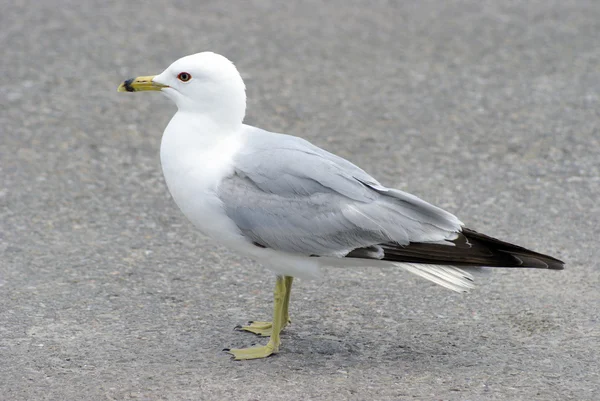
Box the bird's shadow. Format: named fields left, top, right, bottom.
left=243, top=323, right=473, bottom=372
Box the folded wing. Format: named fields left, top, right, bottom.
left=217, top=127, right=564, bottom=292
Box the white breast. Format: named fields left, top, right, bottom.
left=159, top=113, right=245, bottom=245
left=158, top=114, right=324, bottom=280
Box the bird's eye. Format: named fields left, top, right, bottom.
left=177, top=72, right=192, bottom=82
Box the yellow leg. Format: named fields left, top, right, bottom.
left=282, top=275, right=293, bottom=324
left=226, top=276, right=290, bottom=360
left=237, top=276, right=293, bottom=337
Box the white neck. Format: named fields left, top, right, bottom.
left=165, top=79, right=247, bottom=132
left=161, top=111, right=242, bottom=155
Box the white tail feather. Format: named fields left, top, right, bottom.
left=395, top=263, right=475, bottom=293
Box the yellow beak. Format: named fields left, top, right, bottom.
left=117, top=75, right=169, bottom=92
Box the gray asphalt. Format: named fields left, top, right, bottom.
left=1, top=1, right=599, bottom=400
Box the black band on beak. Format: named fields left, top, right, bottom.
left=123, top=78, right=136, bottom=92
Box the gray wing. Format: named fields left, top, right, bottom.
left=217, top=126, right=463, bottom=256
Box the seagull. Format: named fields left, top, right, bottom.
left=117, top=52, right=564, bottom=360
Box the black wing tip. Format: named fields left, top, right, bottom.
left=461, top=227, right=566, bottom=270
left=547, top=259, right=566, bottom=270
left=373, top=227, right=566, bottom=270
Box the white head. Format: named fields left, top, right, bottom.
left=118, top=52, right=246, bottom=128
